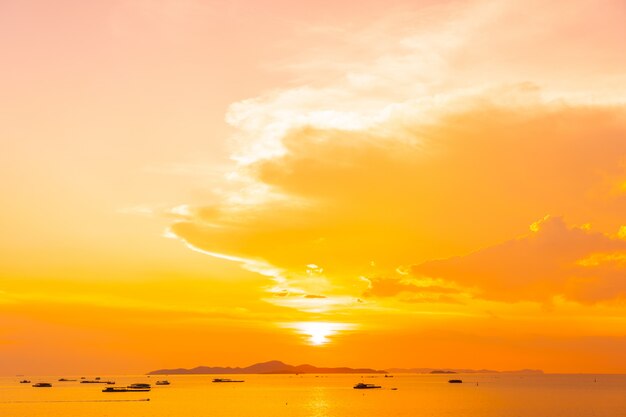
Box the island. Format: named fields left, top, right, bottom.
left=149, top=360, right=387, bottom=375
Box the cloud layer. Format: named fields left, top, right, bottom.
left=169, top=0, right=626, bottom=316
left=172, top=96, right=626, bottom=308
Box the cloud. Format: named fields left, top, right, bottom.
left=362, top=276, right=466, bottom=305
left=363, top=276, right=461, bottom=297
left=412, top=216, right=626, bottom=303
left=226, top=0, right=626, bottom=167
left=168, top=0, right=626, bottom=313
left=172, top=97, right=626, bottom=279
left=265, top=294, right=359, bottom=314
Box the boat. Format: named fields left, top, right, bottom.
left=128, top=383, right=151, bottom=389
left=58, top=378, right=77, bottom=382
left=212, top=378, right=244, bottom=383
left=32, top=383, right=52, bottom=387
left=103, top=387, right=130, bottom=392
left=353, top=383, right=381, bottom=389
left=81, top=380, right=115, bottom=384
left=19, top=380, right=31, bottom=384
left=103, top=387, right=150, bottom=393
left=448, top=379, right=463, bottom=384
left=155, top=380, right=170, bottom=385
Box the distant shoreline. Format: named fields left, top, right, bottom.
left=147, top=360, right=544, bottom=375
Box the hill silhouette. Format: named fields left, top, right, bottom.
left=148, top=360, right=387, bottom=375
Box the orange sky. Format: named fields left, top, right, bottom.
left=2, top=0, right=626, bottom=375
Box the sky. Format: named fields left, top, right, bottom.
left=1, top=0, right=626, bottom=375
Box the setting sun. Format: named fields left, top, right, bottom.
left=284, top=322, right=356, bottom=346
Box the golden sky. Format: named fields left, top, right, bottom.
left=2, top=0, right=626, bottom=375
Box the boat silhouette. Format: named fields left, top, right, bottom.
left=103, top=386, right=151, bottom=392
left=81, top=380, right=115, bottom=384
left=353, top=383, right=381, bottom=389
left=128, top=383, right=151, bottom=389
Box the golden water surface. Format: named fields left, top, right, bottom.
left=1, top=374, right=625, bottom=417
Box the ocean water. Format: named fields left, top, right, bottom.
left=1, top=374, right=625, bottom=417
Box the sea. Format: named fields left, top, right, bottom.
left=1, top=373, right=625, bottom=417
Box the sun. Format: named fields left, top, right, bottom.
left=284, top=322, right=355, bottom=346
left=303, top=323, right=334, bottom=345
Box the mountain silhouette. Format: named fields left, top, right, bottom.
left=148, top=360, right=386, bottom=375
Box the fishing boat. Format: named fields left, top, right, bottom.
left=58, top=378, right=77, bottom=382
left=128, top=383, right=151, bottom=389
left=103, top=387, right=150, bottom=392
left=81, top=380, right=115, bottom=384
left=212, top=378, right=244, bottom=383
left=19, top=380, right=31, bottom=384
left=32, top=383, right=52, bottom=387
left=155, top=380, right=170, bottom=385
left=353, top=383, right=381, bottom=389
left=448, top=379, right=463, bottom=384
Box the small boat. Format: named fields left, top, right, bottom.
left=103, top=387, right=150, bottom=393
left=81, top=380, right=115, bottom=384
left=155, top=380, right=170, bottom=385
left=448, top=379, right=463, bottom=384
left=103, top=387, right=129, bottom=392
left=212, top=378, right=244, bottom=383
left=58, top=378, right=77, bottom=382
left=32, top=383, right=52, bottom=387
left=20, top=380, right=31, bottom=384
left=128, top=383, right=151, bottom=389
left=353, top=383, right=381, bottom=389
